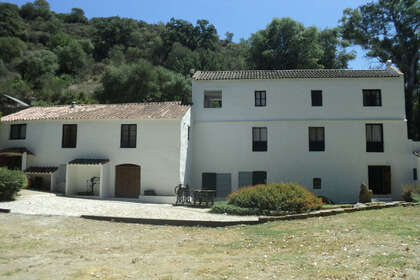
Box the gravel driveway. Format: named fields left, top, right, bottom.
left=0, top=190, right=257, bottom=222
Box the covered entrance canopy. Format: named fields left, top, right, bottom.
left=0, top=147, right=34, bottom=170
left=25, top=167, right=58, bottom=192
left=66, top=158, right=109, bottom=197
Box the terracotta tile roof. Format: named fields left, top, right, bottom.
left=1, top=102, right=190, bottom=122
left=25, top=167, right=58, bottom=174
left=193, top=69, right=401, bottom=81
left=68, top=159, right=109, bottom=165
left=0, top=147, right=34, bottom=155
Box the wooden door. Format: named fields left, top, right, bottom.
left=115, top=164, right=141, bottom=198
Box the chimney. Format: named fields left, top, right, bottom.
left=71, top=101, right=77, bottom=108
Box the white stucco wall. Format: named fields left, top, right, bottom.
left=0, top=117, right=187, bottom=197
left=67, top=165, right=101, bottom=195
left=179, top=108, right=192, bottom=186
left=191, top=76, right=415, bottom=202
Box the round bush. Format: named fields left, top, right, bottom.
left=0, top=168, right=28, bottom=201
left=227, top=183, right=323, bottom=213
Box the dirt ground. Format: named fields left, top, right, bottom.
left=0, top=205, right=419, bottom=280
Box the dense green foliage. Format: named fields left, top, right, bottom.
left=0, top=0, right=354, bottom=108
left=210, top=201, right=263, bottom=216
left=0, top=167, right=27, bottom=201
left=340, top=0, right=419, bottom=140
left=227, top=183, right=323, bottom=213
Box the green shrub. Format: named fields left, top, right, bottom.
left=359, top=184, right=373, bottom=203
left=0, top=168, right=28, bottom=201
left=227, top=183, right=323, bottom=213
left=210, top=201, right=263, bottom=216
left=402, top=185, right=420, bottom=202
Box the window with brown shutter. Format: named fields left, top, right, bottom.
left=62, top=124, right=77, bottom=148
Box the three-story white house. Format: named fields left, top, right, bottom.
left=191, top=62, right=420, bottom=202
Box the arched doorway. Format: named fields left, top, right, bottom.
left=115, top=164, right=141, bottom=198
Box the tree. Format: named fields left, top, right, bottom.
left=165, top=42, right=199, bottom=76
left=18, top=50, right=58, bottom=85
left=248, top=18, right=321, bottom=69
left=248, top=18, right=355, bottom=70
left=91, top=17, right=140, bottom=60
left=96, top=61, right=159, bottom=103
left=55, top=40, right=88, bottom=74
left=65, top=8, right=88, bottom=24
left=155, top=66, right=191, bottom=102
left=0, top=37, right=27, bottom=63
left=340, top=0, right=419, bottom=139
left=0, top=3, right=27, bottom=39
left=318, top=28, right=356, bottom=69
left=20, top=0, right=51, bottom=20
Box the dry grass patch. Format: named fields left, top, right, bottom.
left=0, top=206, right=419, bottom=279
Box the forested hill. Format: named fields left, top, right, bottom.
left=1, top=0, right=355, bottom=106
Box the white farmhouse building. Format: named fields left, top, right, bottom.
left=0, top=63, right=419, bottom=203
left=191, top=63, right=420, bottom=202
left=0, top=102, right=191, bottom=203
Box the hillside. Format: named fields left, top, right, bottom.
left=0, top=0, right=355, bottom=108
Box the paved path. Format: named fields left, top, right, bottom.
left=0, top=190, right=258, bottom=222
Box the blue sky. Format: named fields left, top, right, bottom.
left=5, top=0, right=382, bottom=69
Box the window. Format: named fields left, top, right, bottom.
left=414, top=168, right=418, bottom=181
left=255, top=90, right=266, bottom=107
left=366, top=124, right=384, bottom=152
left=309, top=127, right=325, bottom=151
left=187, top=126, right=190, bottom=141
left=204, top=91, right=222, bottom=108
left=121, top=124, right=137, bottom=148
left=62, top=124, right=77, bottom=148
left=10, top=124, right=26, bottom=140
left=313, top=178, right=322, bottom=189
left=252, top=171, right=267, bottom=185
left=238, top=171, right=267, bottom=187
left=311, top=90, right=323, bottom=106
left=363, top=89, right=382, bottom=106
left=202, top=173, right=232, bottom=197
left=252, top=127, right=267, bottom=152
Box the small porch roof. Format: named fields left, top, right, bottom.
left=0, top=147, right=34, bottom=156
left=68, top=158, right=109, bottom=165
left=25, top=167, right=58, bottom=174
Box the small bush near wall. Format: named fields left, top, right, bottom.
left=227, top=183, right=323, bottom=213
left=402, top=185, right=420, bottom=202
left=0, top=168, right=28, bottom=201
left=359, top=184, right=373, bottom=203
